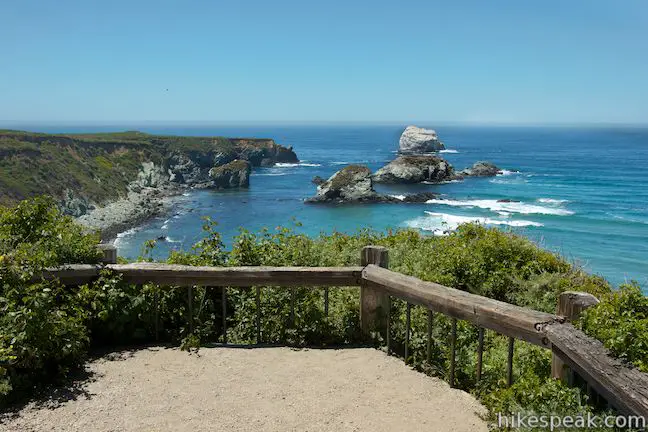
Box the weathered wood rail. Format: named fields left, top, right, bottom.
left=38, top=263, right=364, bottom=287
left=34, top=245, right=648, bottom=418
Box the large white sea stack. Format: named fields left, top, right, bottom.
left=398, top=126, right=445, bottom=153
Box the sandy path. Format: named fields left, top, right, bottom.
left=2, top=347, right=487, bottom=432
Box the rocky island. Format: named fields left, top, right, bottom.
left=0, top=130, right=298, bottom=238
left=305, top=165, right=438, bottom=204
left=306, top=125, right=505, bottom=204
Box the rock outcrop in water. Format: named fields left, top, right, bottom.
left=373, top=155, right=457, bottom=184
left=399, top=126, right=445, bottom=153
left=305, top=165, right=438, bottom=204
left=311, top=176, right=326, bottom=186
left=459, top=161, right=502, bottom=177
left=306, top=165, right=383, bottom=203
left=209, top=160, right=251, bottom=189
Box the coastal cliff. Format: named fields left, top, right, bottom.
left=0, top=130, right=298, bottom=238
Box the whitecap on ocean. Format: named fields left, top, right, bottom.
left=425, top=198, right=574, bottom=216
left=405, top=212, right=543, bottom=235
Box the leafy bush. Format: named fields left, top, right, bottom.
left=0, top=196, right=100, bottom=402
left=579, top=283, right=648, bottom=372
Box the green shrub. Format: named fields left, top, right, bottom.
left=579, top=283, right=648, bottom=372
left=0, top=196, right=100, bottom=403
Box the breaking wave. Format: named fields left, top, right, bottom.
left=537, top=198, right=569, bottom=204
left=425, top=198, right=574, bottom=216
left=254, top=172, right=289, bottom=176
left=275, top=162, right=322, bottom=167
left=498, top=170, right=521, bottom=176
left=405, top=212, right=543, bottom=235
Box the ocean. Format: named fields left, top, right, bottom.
left=37, top=124, right=648, bottom=289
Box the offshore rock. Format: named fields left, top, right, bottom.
left=373, top=155, right=456, bottom=184
left=399, top=126, right=445, bottom=153
left=460, top=161, right=502, bottom=177
left=208, top=160, right=252, bottom=189
left=306, top=165, right=440, bottom=204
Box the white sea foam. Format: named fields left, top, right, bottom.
left=254, top=172, right=288, bottom=176
left=537, top=198, right=569, bottom=204
left=425, top=198, right=574, bottom=216
left=405, top=212, right=543, bottom=235
left=391, top=194, right=406, bottom=201
left=275, top=162, right=322, bottom=167
left=161, top=224, right=169, bottom=230
left=113, top=227, right=138, bottom=247
left=439, top=149, right=459, bottom=154
left=489, top=177, right=528, bottom=185
left=422, top=179, right=463, bottom=185
left=498, top=170, right=521, bottom=176
left=165, top=236, right=181, bottom=243
left=332, top=161, right=351, bottom=165
left=182, top=192, right=191, bottom=197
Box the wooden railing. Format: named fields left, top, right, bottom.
left=36, top=245, right=648, bottom=418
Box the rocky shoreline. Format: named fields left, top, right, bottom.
left=68, top=136, right=299, bottom=241
left=76, top=184, right=182, bottom=241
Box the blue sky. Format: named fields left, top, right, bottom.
left=1, top=0, right=647, bottom=125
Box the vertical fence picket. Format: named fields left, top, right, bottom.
left=154, top=289, right=160, bottom=341
left=386, top=296, right=392, bottom=355
left=290, top=287, right=296, bottom=328
left=426, top=309, right=433, bottom=364
left=187, top=286, right=193, bottom=334
left=324, top=287, right=329, bottom=317
left=477, top=327, right=485, bottom=382
left=405, top=303, right=412, bottom=364
left=221, top=287, right=227, bottom=345
left=449, top=318, right=457, bottom=388
left=507, top=337, right=515, bottom=386
left=256, top=287, right=261, bottom=344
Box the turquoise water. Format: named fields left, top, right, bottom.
left=38, top=125, right=648, bottom=288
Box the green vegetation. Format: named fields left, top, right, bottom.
left=579, top=284, right=648, bottom=372
left=1, top=198, right=646, bottom=431
left=209, top=159, right=251, bottom=176
left=0, top=130, right=276, bottom=208
left=329, top=164, right=371, bottom=189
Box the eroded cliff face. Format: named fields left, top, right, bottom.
left=0, top=130, right=298, bottom=217
left=164, top=139, right=298, bottom=188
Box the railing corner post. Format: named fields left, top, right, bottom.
left=360, top=246, right=389, bottom=339
left=551, top=291, right=599, bottom=383
left=98, top=243, right=117, bottom=264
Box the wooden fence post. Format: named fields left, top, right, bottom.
left=551, top=291, right=599, bottom=382
left=97, top=244, right=117, bottom=264
left=360, top=246, right=390, bottom=339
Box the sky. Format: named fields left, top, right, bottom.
left=1, top=0, right=647, bottom=125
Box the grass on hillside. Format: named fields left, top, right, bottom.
left=0, top=130, right=274, bottom=206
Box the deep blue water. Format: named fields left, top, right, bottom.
left=33, top=125, right=648, bottom=288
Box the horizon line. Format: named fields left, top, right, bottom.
left=2, top=120, right=648, bottom=129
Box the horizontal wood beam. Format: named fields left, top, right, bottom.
left=546, top=323, right=648, bottom=418
left=361, top=264, right=562, bottom=347
left=36, top=263, right=364, bottom=287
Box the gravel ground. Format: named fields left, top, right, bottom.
left=1, top=347, right=487, bottom=432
